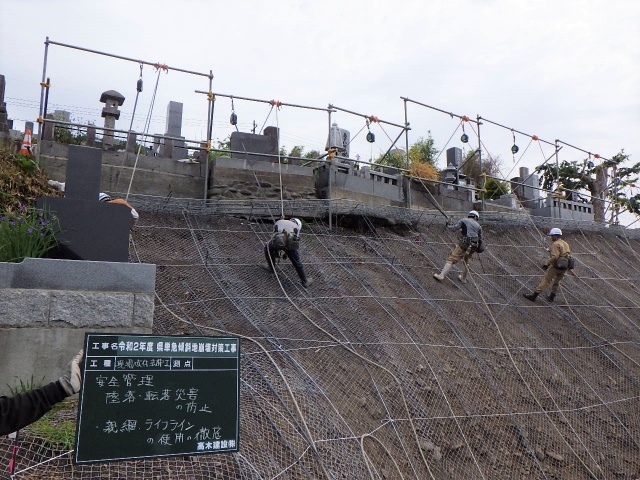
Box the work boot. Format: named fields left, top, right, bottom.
left=433, top=262, right=453, bottom=282
left=523, top=292, right=538, bottom=302
left=547, top=293, right=556, bottom=302
left=263, top=246, right=276, bottom=272
left=295, top=265, right=313, bottom=288
left=458, top=263, right=469, bottom=284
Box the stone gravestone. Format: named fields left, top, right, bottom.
left=162, top=101, right=187, bottom=159
left=37, top=145, right=132, bottom=262
left=0, top=75, right=10, bottom=147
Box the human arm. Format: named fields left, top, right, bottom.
left=547, top=241, right=562, bottom=266
left=0, top=350, right=83, bottom=435
left=0, top=381, right=68, bottom=435
left=446, top=219, right=463, bottom=232
left=130, top=208, right=139, bottom=229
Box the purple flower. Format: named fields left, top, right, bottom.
left=10, top=221, right=16, bottom=225
left=27, top=228, right=33, bottom=233
left=0, top=216, right=5, bottom=221
left=20, top=205, right=26, bottom=211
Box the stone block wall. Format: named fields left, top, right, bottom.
left=208, top=156, right=316, bottom=200
left=0, top=258, right=156, bottom=396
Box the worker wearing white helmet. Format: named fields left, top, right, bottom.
left=99, top=192, right=139, bottom=230
left=434, top=210, right=484, bottom=283
left=524, top=227, right=572, bottom=302
left=262, top=217, right=313, bottom=288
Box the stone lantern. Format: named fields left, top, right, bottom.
left=99, top=90, right=125, bottom=148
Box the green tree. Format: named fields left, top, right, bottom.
left=374, top=131, right=439, bottom=170
left=289, top=146, right=304, bottom=158
left=217, top=136, right=231, bottom=151
left=460, top=150, right=504, bottom=186
left=54, top=124, right=86, bottom=145
left=535, top=150, right=639, bottom=224
left=483, top=177, right=509, bottom=200
left=409, top=132, right=439, bottom=166
left=374, top=149, right=406, bottom=169
left=208, top=136, right=231, bottom=161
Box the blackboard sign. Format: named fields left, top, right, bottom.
left=74, top=333, right=240, bottom=464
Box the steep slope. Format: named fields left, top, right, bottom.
left=3, top=199, right=639, bottom=479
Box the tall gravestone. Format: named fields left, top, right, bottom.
left=0, top=75, right=10, bottom=146
left=37, top=145, right=132, bottom=261
left=162, top=101, right=187, bottom=159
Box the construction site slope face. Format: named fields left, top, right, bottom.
left=5, top=207, right=640, bottom=480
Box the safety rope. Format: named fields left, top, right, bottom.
left=115, top=63, right=144, bottom=193
left=432, top=119, right=463, bottom=166
left=178, top=212, right=335, bottom=478
left=435, top=244, right=599, bottom=478
left=344, top=218, right=488, bottom=478
left=125, top=65, right=165, bottom=201
left=246, top=218, right=438, bottom=479
left=397, top=206, right=607, bottom=478
left=127, top=203, right=639, bottom=479
left=275, top=103, right=285, bottom=219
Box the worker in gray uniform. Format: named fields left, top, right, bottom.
left=434, top=210, right=483, bottom=283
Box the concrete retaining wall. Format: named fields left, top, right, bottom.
left=0, top=258, right=156, bottom=396
left=39, top=141, right=206, bottom=199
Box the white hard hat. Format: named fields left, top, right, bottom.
left=99, top=193, right=111, bottom=202
left=291, top=218, right=302, bottom=229
left=468, top=210, right=479, bottom=219
left=549, top=227, right=562, bottom=236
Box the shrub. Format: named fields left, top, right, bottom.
left=0, top=205, right=59, bottom=262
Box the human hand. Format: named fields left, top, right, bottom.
left=542, top=264, right=548, bottom=270
left=60, top=350, right=84, bottom=396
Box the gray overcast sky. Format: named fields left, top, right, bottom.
left=1, top=0, right=639, bottom=205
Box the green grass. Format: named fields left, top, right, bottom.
left=7, top=374, right=46, bottom=395
left=23, top=398, right=78, bottom=451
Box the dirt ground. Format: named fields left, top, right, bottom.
left=2, top=208, right=639, bottom=479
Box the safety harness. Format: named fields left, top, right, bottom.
left=457, top=218, right=484, bottom=254
left=271, top=230, right=300, bottom=251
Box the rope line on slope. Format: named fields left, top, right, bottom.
left=332, top=214, right=493, bottom=479
left=125, top=67, right=163, bottom=201
left=464, top=248, right=604, bottom=479
left=247, top=217, right=437, bottom=480
left=476, top=227, right=639, bottom=470
left=133, top=208, right=639, bottom=479
left=402, top=215, right=605, bottom=478
left=175, top=213, right=336, bottom=479
left=363, top=222, right=553, bottom=479
left=158, top=214, right=422, bottom=477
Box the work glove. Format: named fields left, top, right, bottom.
left=59, top=350, right=84, bottom=396
left=445, top=218, right=453, bottom=226
left=542, top=264, right=549, bottom=270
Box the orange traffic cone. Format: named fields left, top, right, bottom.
left=20, top=129, right=33, bottom=156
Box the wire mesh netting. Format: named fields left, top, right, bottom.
left=2, top=199, right=639, bottom=479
